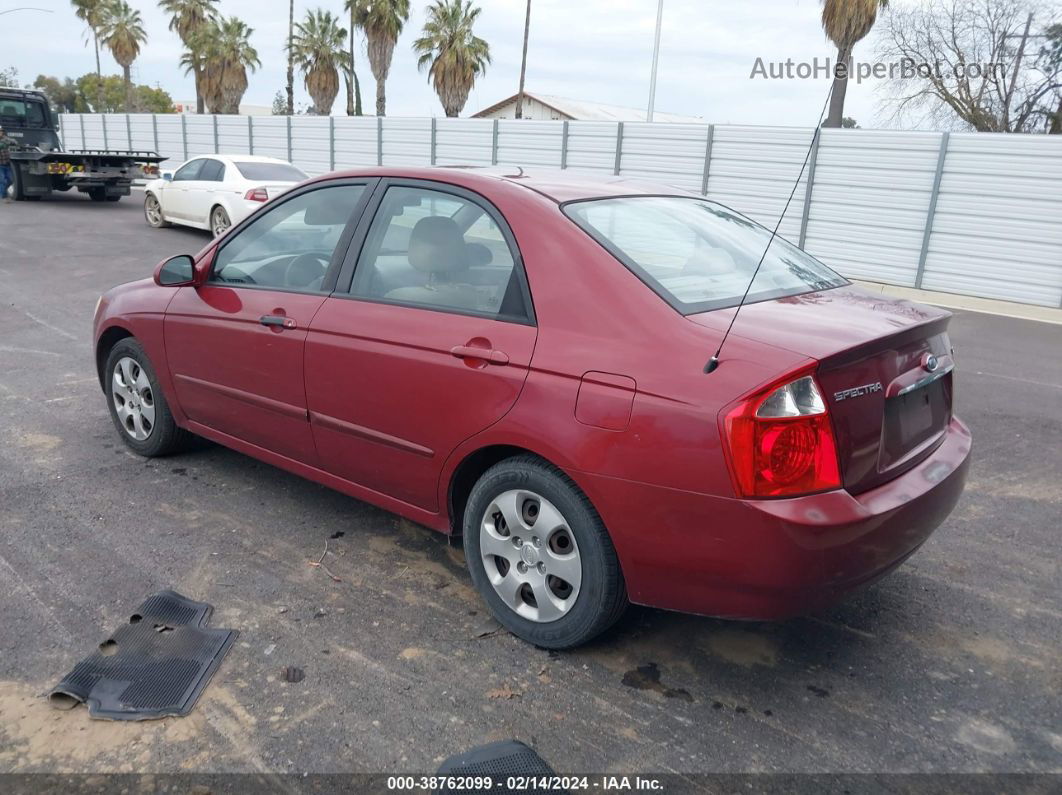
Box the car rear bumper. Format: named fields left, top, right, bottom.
left=579, top=416, right=972, bottom=619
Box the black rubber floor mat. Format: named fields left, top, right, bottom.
left=48, top=590, right=237, bottom=721
left=435, top=740, right=561, bottom=794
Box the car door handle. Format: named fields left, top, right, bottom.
left=450, top=345, right=509, bottom=366
left=260, top=314, right=297, bottom=329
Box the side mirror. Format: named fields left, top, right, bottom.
left=162, top=171, right=174, bottom=182
left=155, top=254, right=197, bottom=287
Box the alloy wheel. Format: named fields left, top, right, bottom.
left=111, top=356, right=155, bottom=441
left=145, top=195, right=162, bottom=226
left=480, top=490, right=582, bottom=623
left=211, top=208, right=230, bottom=237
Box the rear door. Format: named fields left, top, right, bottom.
left=185, top=157, right=225, bottom=225
left=304, top=181, right=538, bottom=511
left=164, top=180, right=375, bottom=464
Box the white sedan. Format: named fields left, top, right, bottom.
left=143, top=155, right=308, bottom=237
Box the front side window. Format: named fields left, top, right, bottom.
left=565, top=197, right=847, bottom=314
left=211, top=184, right=365, bottom=292
left=350, top=186, right=526, bottom=319
left=173, top=159, right=204, bottom=181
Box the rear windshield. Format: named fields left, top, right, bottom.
left=0, top=98, right=48, bottom=128
left=564, top=196, right=847, bottom=314
left=234, top=162, right=307, bottom=182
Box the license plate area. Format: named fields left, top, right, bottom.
left=880, top=374, right=951, bottom=471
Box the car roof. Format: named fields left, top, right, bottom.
left=326, top=166, right=694, bottom=204
left=195, top=154, right=294, bottom=165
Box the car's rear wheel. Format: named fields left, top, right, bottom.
left=464, top=456, right=627, bottom=649
left=211, top=206, right=231, bottom=237
left=144, top=193, right=170, bottom=227
left=104, top=338, right=190, bottom=457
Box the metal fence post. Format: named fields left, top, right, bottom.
left=152, top=114, right=159, bottom=153
left=377, top=116, right=383, bottom=166
left=430, top=117, right=437, bottom=165
left=247, top=115, right=254, bottom=154
left=915, top=132, right=950, bottom=290
left=287, top=115, right=293, bottom=163
left=798, top=128, right=823, bottom=249
left=561, top=121, right=569, bottom=169
left=212, top=114, right=219, bottom=153
left=700, top=124, right=715, bottom=196
left=59, top=114, right=66, bottom=147
left=126, top=113, right=132, bottom=149
left=614, top=122, right=624, bottom=175
left=181, top=114, right=188, bottom=160
left=102, top=114, right=109, bottom=149
left=79, top=114, right=86, bottom=149
left=492, top=119, right=499, bottom=165
left=329, top=116, right=336, bottom=171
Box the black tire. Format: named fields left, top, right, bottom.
left=144, top=192, right=170, bottom=227
left=210, top=205, right=231, bottom=238
left=10, top=166, right=26, bottom=201
left=88, top=188, right=107, bottom=202
left=464, top=455, right=628, bottom=649
left=104, top=338, right=192, bottom=457
left=106, top=195, right=121, bottom=202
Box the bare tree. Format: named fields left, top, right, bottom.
left=877, top=0, right=1061, bottom=132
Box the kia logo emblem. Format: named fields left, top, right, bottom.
left=922, top=353, right=940, bottom=373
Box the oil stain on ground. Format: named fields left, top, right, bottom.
left=621, top=662, right=692, bottom=702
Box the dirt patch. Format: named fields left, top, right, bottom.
left=702, top=629, right=780, bottom=668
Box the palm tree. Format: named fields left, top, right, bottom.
left=345, top=7, right=363, bottom=115
left=287, top=0, right=295, bottom=115
left=347, top=0, right=410, bottom=116
left=159, top=0, right=218, bottom=113
left=291, top=9, right=350, bottom=115
left=820, top=0, right=889, bottom=128
left=413, top=0, right=490, bottom=118
left=100, top=0, right=147, bottom=112
left=71, top=0, right=114, bottom=112
left=183, top=16, right=260, bottom=114
left=515, top=0, right=530, bottom=119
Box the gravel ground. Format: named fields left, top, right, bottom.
left=0, top=192, right=1059, bottom=781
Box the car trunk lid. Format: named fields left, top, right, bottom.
left=690, top=286, right=955, bottom=494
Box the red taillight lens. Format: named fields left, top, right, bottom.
left=244, top=188, right=268, bottom=202
left=723, top=372, right=841, bottom=498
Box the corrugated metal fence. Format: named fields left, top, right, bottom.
left=59, top=113, right=1062, bottom=308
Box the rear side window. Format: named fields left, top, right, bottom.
left=198, top=159, right=225, bottom=182
left=565, top=197, right=847, bottom=314
left=349, top=186, right=528, bottom=321
left=234, top=162, right=307, bottom=182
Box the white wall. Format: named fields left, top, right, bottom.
left=59, top=112, right=1062, bottom=308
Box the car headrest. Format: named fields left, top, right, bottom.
left=304, top=198, right=352, bottom=226
left=408, top=216, right=467, bottom=275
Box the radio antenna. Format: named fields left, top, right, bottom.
left=704, top=83, right=835, bottom=374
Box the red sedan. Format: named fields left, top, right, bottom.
left=93, top=168, right=971, bottom=648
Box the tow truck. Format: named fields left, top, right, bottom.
left=0, top=88, right=165, bottom=202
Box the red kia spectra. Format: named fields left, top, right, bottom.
left=93, top=168, right=971, bottom=648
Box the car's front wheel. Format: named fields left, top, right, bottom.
left=144, top=193, right=169, bottom=227
left=210, top=206, right=231, bottom=237
left=104, top=338, right=190, bottom=457
left=464, top=456, right=628, bottom=649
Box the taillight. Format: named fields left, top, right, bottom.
left=244, top=188, right=268, bottom=202
left=723, top=371, right=841, bottom=498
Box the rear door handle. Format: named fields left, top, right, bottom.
left=450, top=345, right=509, bottom=366
left=260, top=314, right=297, bottom=329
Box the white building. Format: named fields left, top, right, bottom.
left=471, top=91, right=703, bottom=123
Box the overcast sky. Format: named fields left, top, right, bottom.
left=4, top=0, right=913, bottom=126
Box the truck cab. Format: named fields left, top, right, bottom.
left=0, top=89, right=62, bottom=153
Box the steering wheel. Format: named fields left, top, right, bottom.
left=283, top=252, right=330, bottom=289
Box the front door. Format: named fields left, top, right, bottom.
left=163, top=158, right=205, bottom=220
left=164, top=181, right=372, bottom=464
left=305, top=182, right=538, bottom=512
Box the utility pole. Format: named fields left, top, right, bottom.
left=1002, top=12, right=1034, bottom=130
left=646, top=0, right=664, bottom=122
left=515, top=0, right=531, bottom=119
